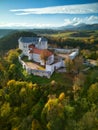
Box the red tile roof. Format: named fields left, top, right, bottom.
left=29, top=45, right=52, bottom=57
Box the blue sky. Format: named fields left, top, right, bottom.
left=0, top=0, right=98, bottom=29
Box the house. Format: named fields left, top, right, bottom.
left=19, top=37, right=54, bottom=65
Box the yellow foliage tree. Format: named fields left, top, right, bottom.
left=59, top=92, right=65, bottom=101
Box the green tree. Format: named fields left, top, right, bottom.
left=88, top=82, right=98, bottom=104
left=78, top=110, right=98, bottom=130
left=8, top=64, right=17, bottom=79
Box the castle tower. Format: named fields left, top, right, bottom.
left=37, top=37, right=48, bottom=49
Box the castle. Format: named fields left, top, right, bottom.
left=18, top=37, right=79, bottom=78
left=19, top=37, right=54, bottom=66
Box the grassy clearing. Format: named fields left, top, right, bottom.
left=24, top=71, right=73, bottom=87
left=50, top=31, right=74, bottom=38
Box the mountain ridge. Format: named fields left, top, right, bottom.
left=57, top=23, right=98, bottom=30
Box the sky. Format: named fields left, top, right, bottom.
left=0, top=0, right=98, bottom=29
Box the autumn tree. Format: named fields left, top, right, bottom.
left=41, top=96, right=65, bottom=130
left=0, top=102, right=11, bottom=129
left=31, top=119, right=42, bottom=130
left=6, top=49, right=19, bottom=64
left=73, top=72, right=85, bottom=87
left=65, top=57, right=73, bottom=73
left=40, top=50, right=50, bottom=65
left=81, top=49, right=90, bottom=59
left=88, top=82, right=98, bottom=104
left=0, top=57, right=9, bottom=87
left=59, top=92, right=65, bottom=101
left=73, top=56, right=83, bottom=74
left=72, top=73, right=85, bottom=101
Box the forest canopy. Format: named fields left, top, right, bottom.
left=0, top=30, right=98, bottom=130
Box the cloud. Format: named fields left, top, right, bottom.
left=0, top=16, right=98, bottom=28
left=0, top=22, right=59, bottom=28
left=10, top=2, right=98, bottom=15
left=64, top=16, right=98, bottom=26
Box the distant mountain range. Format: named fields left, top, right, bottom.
left=58, top=23, right=98, bottom=30
left=0, top=23, right=98, bottom=38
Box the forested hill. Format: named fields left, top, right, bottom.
left=0, top=48, right=98, bottom=130
left=0, top=31, right=36, bottom=52
left=0, top=29, right=16, bottom=38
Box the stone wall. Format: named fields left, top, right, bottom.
left=18, top=55, right=52, bottom=78
left=49, top=48, right=79, bottom=54
left=46, top=60, right=65, bottom=73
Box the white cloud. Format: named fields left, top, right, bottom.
left=0, top=15, right=98, bottom=28
left=0, top=22, right=59, bottom=28
left=10, top=3, right=98, bottom=15
left=64, top=16, right=98, bottom=26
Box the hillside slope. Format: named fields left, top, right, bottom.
left=0, top=31, right=36, bottom=52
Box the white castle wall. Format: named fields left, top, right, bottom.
left=49, top=48, right=79, bottom=54
left=46, top=55, right=54, bottom=65
left=18, top=55, right=52, bottom=78
left=46, top=60, right=65, bottom=74
left=18, top=38, right=32, bottom=56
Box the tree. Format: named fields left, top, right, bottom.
left=41, top=96, right=65, bottom=130
left=88, top=82, right=98, bottom=104
left=71, top=73, right=85, bottom=101
left=40, top=50, right=50, bottom=65
left=73, top=56, right=83, bottom=74
left=59, top=92, right=65, bottom=101
left=65, top=57, right=73, bottom=73
left=73, top=72, right=85, bottom=87
left=8, top=63, right=23, bottom=80
left=31, top=119, right=42, bottom=130
left=8, top=64, right=17, bottom=79
left=72, top=84, right=81, bottom=101
left=0, top=102, right=11, bottom=118
left=7, top=49, right=19, bottom=64
left=0, top=102, right=11, bottom=129
left=78, top=110, right=98, bottom=130
left=0, top=58, right=9, bottom=87
left=81, top=49, right=90, bottom=59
